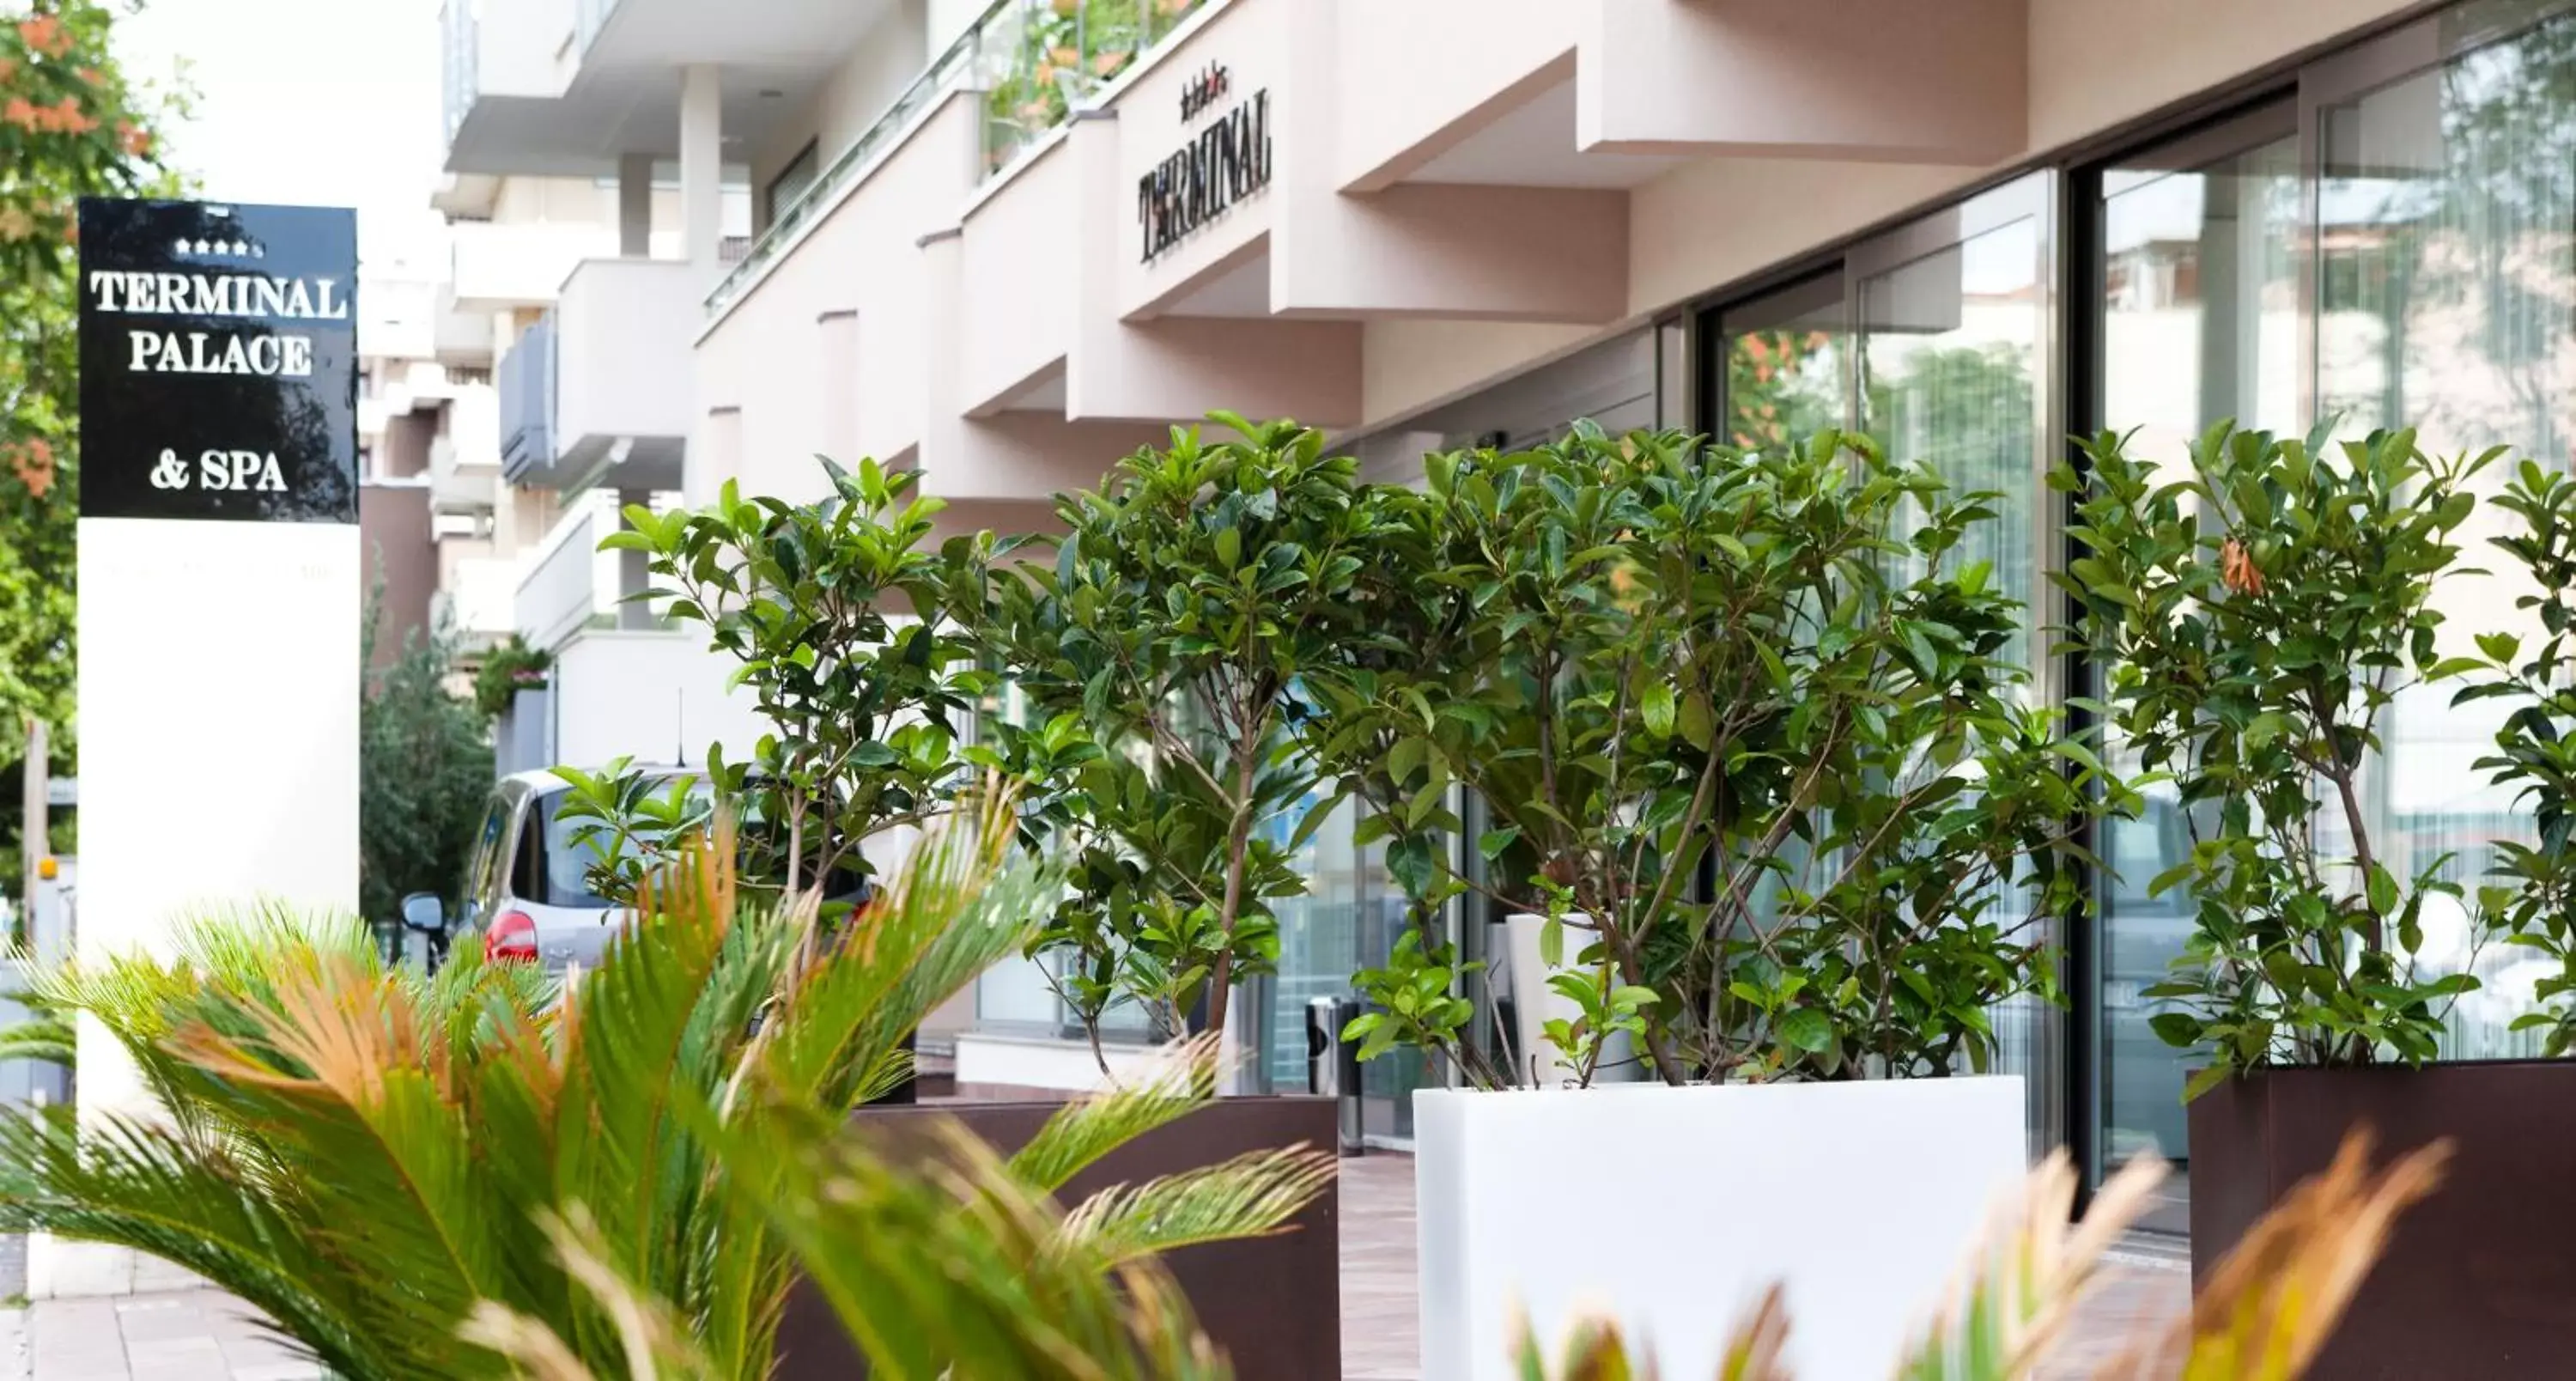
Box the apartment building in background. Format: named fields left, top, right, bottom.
left=439, top=0, right=2576, bottom=1206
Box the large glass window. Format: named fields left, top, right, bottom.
left=2087, top=105, right=2300, bottom=1224
left=2312, top=4, right=2575, bottom=1061
left=1717, top=273, right=1851, bottom=449
left=1860, top=182, right=2057, bottom=1153
left=1702, top=178, right=2062, bottom=1155
left=1857, top=187, right=2047, bottom=675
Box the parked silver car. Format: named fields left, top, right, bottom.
left=402, top=767, right=705, bottom=974
left=401, top=767, right=874, bottom=973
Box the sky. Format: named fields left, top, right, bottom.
left=114, top=0, right=452, bottom=272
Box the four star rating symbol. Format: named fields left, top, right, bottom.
left=175, top=237, right=264, bottom=259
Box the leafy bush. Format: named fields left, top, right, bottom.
left=605, top=459, right=1005, bottom=898
left=1312, top=424, right=2123, bottom=1087
left=2464, top=459, right=2576, bottom=1052
left=987, top=417, right=1383, bottom=1056
left=471, top=635, right=551, bottom=718
left=360, top=611, right=493, bottom=928
left=2056, top=423, right=2491, bottom=1087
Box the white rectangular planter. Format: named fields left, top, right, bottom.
left=1415, top=1078, right=2026, bottom=1380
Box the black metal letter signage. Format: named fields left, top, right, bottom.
left=1139, top=64, right=1271, bottom=265
left=77, top=198, right=358, bottom=523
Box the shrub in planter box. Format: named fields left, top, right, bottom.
left=976, top=415, right=1390, bottom=1069
left=775, top=1092, right=1342, bottom=1381
left=1304, top=425, right=2132, bottom=1379
left=2057, top=423, right=2576, bottom=1375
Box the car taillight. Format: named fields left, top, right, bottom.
left=486, top=910, right=538, bottom=963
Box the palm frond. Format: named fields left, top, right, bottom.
left=0, top=1104, right=394, bottom=1378
left=757, top=786, right=1054, bottom=1111
left=1510, top=1311, right=1660, bottom=1381
left=460, top=1206, right=720, bottom=1381
left=2105, top=1132, right=2448, bottom=1381
left=698, top=1096, right=1229, bottom=1381
left=1722, top=1285, right=1792, bottom=1381
left=1894, top=1149, right=2168, bottom=1378
left=0, top=1010, right=75, bottom=1066
left=1056, top=1145, right=1336, bottom=1268
left=1008, top=1034, right=1220, bottom=1195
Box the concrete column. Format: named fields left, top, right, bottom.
left=616, top=489, right=655, bottom=630
left=617, top=152, right=653, bottom=259
left=680, top=64, right=723, bottom=280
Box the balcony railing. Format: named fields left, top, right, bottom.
left=499, top=315, right=556, bottom=484
left=517, top=495, right=613, bottom=650
left=440, top=0, right=477, bottom=146
left=978, top=0, right=1210, bottom=177
left=705, top=0, right=1212, bottom=322
left=575, top=0, right=617, bottom=52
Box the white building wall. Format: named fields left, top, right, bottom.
left=548, top=630, right=768, bottom=772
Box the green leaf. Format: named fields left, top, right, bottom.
left=1776, top=1008, right=1832, bottom=1053
left=1641, top=682, right=1677, bottom=739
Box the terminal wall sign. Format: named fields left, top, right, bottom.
left=77, top=198, right=358, bottom=523
left=1138, top=61, right=1271, bottom=264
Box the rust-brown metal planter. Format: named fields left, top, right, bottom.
left=2188, top=1062, right=2576, bottom=1378
left=772, top=1095, right=1343, bottom=1380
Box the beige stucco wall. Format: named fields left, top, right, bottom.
left=696, top=90, right=982, bottom=507
left=1360, top=0, right=2427, bottom=433
left=750, top=0, right=934, bottom=232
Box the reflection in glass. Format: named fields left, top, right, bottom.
left=2093, top=125, right=2300, bottom=1195
left=1862, top=223, right=2042, bottom=671
left=1858, top=216, right=2051, bottom=1149
left=2318, top=13, right=2574, bottom=1062
left=1717, top=274, right=1850, bottom=450
left=1262, top=794, right=1362, bottom=1092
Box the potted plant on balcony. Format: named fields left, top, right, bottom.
left=2055, top=422, right=2553, bottom=1375
left=1304, top=423, right=2126, bottom=1381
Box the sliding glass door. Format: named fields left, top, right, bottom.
left=2306, top=0, right=2576, bottom=1062
left=2083, top=102, right=2300, bottom=1223
left=1853, top=177, right=2060, bottom=1154
left=2068, top=0, right=2576, bottom=1210
left=1701, top=175, right=2063, bottom=1156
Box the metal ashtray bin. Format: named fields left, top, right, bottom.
left=1305, top=995, right=1364, bottom=1154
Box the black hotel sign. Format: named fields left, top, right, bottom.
left=77, top=198, right=358, bottom=523
left=1138, top=61, right=1271, bottom=264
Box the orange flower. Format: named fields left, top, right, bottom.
left=1094, top=49, right=1129, bottom=77
left=16, top=15, right=70, bottom=58
left=2220, top=536, right=2265, bottom=597
left=118, top=119, right=149, bottom=156
left=8, top=437, right=56, bottom=498
left=0, top=56, right=18, bottom=82
left=75, top=66, right=98, bottom=86
left=1048, top=44, right=1079, bottom=66
left=51, top=95, right=92, bottom=132
left=3, top=96, right=33, bottom=128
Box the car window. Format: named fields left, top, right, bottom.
left=459, top=795, right=508, bottom=914
left=536, top=777, right=717, bottom=909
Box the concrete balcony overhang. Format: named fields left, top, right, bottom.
left=450, top=220, right=617, bottom=313
left=434, top=286, right=495, bottom=367
left=1319, top=0, right=2025, bottom=191
left=502, top=258, right=696, bottom=495
left=444, top=0, right=906, bottom=177
left=427, top=438, right=501, bottom=515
